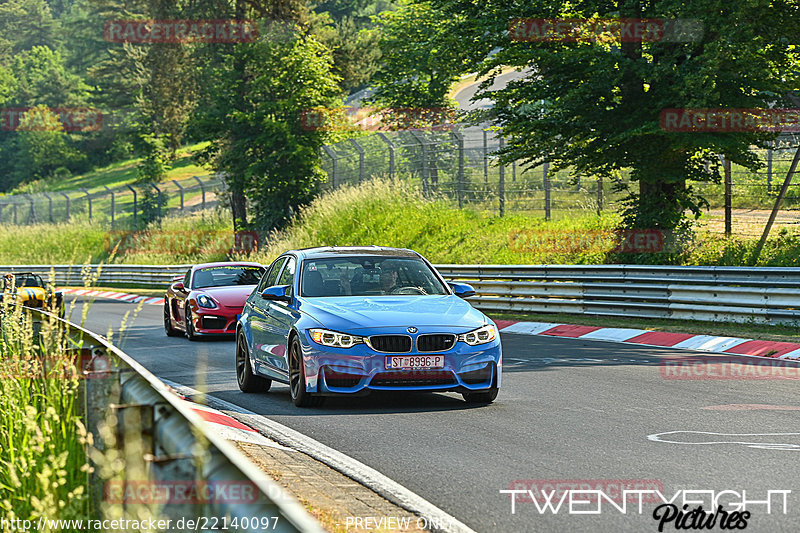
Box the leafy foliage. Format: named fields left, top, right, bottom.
left=425, top=0, right=800, bottom=232
left=371, top=0, right=486, bottom=108
left=193, top=26, right=341, bottom=231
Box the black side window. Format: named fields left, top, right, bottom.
left=259, top=257, right=286, bottom=292
left=277, top=257, right=296, bottom=295
left=183, top=269, right=191, bottom=287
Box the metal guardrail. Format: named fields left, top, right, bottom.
left=437, top=264, right=800, bottom=326
left=4, top=263, right=800, bottom=326
left=0, top=264, right=192, bottom=288
left=27, top=307, right=323, bottom=532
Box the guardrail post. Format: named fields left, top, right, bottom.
left=450, top=129, right=464, bottom=208
left=126, top=184, right=137, bottom=227
left=12, top=202, right=17, bottom=224
left=498, top=136, right=506, bottom=217
left=42, top=192, right=54, bottom=223
left=104, top=186, right=115, bottom=228
left=544, top=162, right=551, bottom=221
left=151, top=183, right=162, bottom=219
left=192, top=176, right=205, bottom=209
left=59, top=192, right=70, bottom=221
left=0, top=203, right=5, bottom=222
left=81, top=187, right=92, bottom=221
left=376, top=132, right=395, bottom=181
left=172, top=179, right=184, bottom=210
left=322, top=146, right=339, bottom=188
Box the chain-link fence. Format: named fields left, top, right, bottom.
left=320, top=127, right=800, bottom=235
left=320, top=125, right=628, bottom=219
left=0, top=174, right=225, bottom=228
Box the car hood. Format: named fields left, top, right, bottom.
left=195, top=285, right=255, bottom=307
left=298, top=295, right=488, bottom=331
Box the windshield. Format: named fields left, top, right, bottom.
left=3, top=274, right=43, bottom=290
left=300, top=256, right=448, bottom=297
left=192, top=265, right=264, bottom=289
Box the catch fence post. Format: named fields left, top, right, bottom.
left=350, top=139, right=365, bottom=183
left=60, top=192, right=70, bottom=221
left=410, top=131, right=429, bottom=196
left=322, top=146, right=339, bottom=188
left=104, top=186, right=115, bottom=228
left=172, top=180, right=184, bottom=210
left=376, top=132, right=396, bottom=181
left=126, top=185, right=137, bottom=228
left=544, top=162, right=551, bottom=221
left=450, top=129, right=465, bottom=209
left=42, top=192, right=54, bottom=223
left=151, top=183, right=162, bottom=219
left=192, top=176, right=206, bottom=209
left=498, top=136, right=505, bottom=217
left=81, top=187, right=92, bottom=221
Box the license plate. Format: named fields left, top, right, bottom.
left=385, top=355, right=445, bottom=370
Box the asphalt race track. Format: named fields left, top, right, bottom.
left=72, top=297, right=800, bottom=533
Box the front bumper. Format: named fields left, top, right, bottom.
left=189, top=307, right=240, bottom=335
left=299, top=327, right=502, bottom=395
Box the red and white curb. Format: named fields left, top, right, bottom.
left=495, top=320, right=800, bottom=361
left=61, top=287, right=164, bottom=306
left=172, top=391, right=292, bottom=450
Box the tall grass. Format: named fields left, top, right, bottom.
left=0, top=210, right=233, bottom=266
left=251, top=179, right=620, bottom=265
left=0, top=300, right=89, bottom=521
left=4, top=178, right=800, bottom=266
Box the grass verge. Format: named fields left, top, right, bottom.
left=4, top=178, right=800, bottom=267
left=0, top=302, right=89, bottom=521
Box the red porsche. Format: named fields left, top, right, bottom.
left=164, top=262, right=265, bottom=340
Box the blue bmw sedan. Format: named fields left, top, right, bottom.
left=236, top=246, right=502, bottom=407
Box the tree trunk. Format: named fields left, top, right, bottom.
left=230, top=0, right=249, bottom=231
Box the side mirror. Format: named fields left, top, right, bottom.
left=261, top=285, right=292, bottom=303
left=449, top=282, right=476, bottom=298
left=173, top=282, right=186, bottom=293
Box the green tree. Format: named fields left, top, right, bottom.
left=430, top=0, right=800, bottom=235
left=310, top=12, right=381, bottom=92
left=0, top=0, right=61, bottom=57
left=2, top=106, right=87, bottom=189
left=10, top=46, right=91, bottom=106
left=371, top=0, right=484, bottom=108
left=194, top=27, right=342, bottom=231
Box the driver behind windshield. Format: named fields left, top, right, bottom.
left=378, top=264, right=401, bottom=294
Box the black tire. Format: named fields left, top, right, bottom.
left=462, top=387, right=498, bottom=404
left=164, top=300, right=182, bottom=337
left=236, top=333, right=272, bottom=393
left=185, top=308, right=198, bottom=341
left=289, top=335, right=324, bottom=408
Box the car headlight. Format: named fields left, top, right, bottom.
left=196, top=294, right=218, bottom=309
left=458, top=324, right=497, bottom=346
left=309, top=328, right=364, bottom=348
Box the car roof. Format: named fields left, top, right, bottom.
left=292, top=246, right=420, bottom=260
left=191, top=261, right=264, bottom=271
